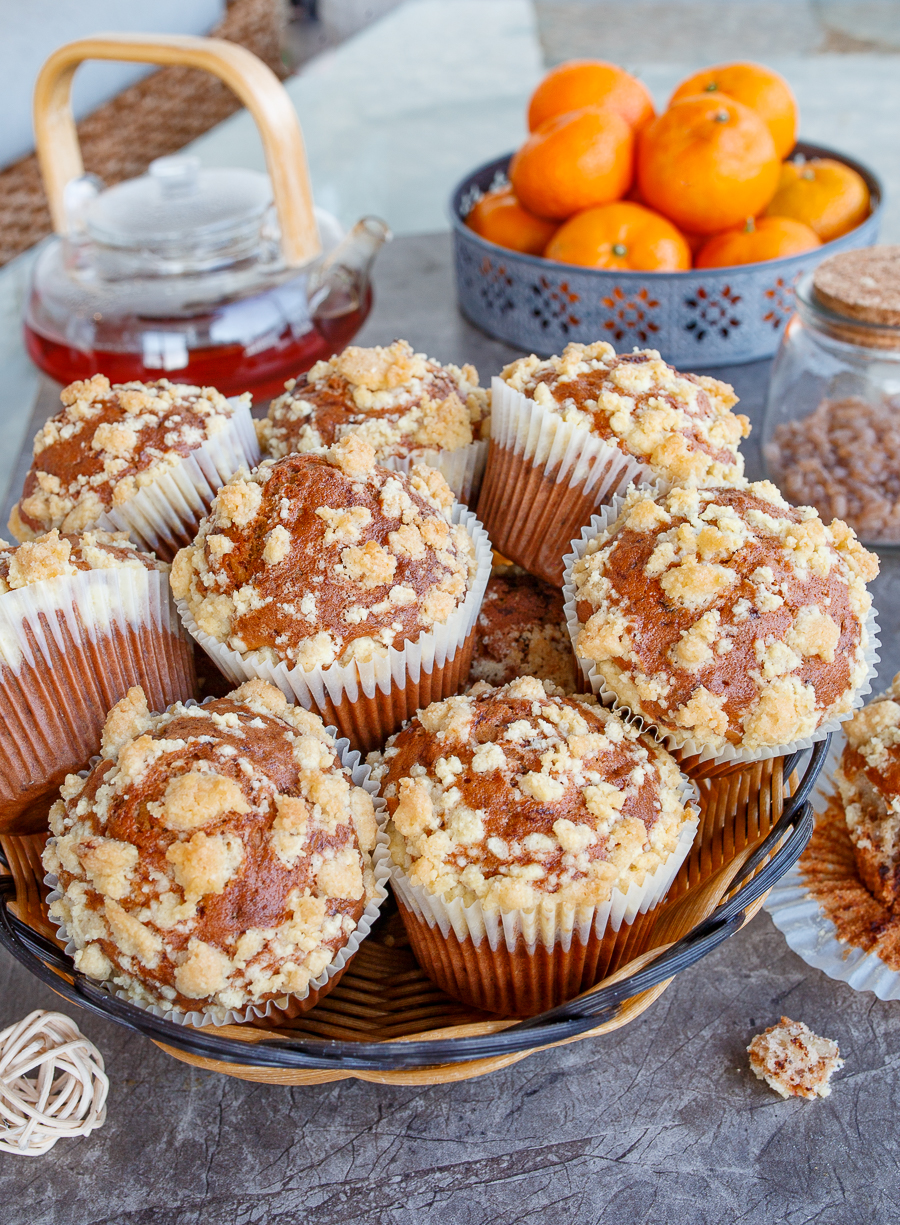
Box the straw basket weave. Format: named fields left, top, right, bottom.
left=0, top=743, right=824, bottom=1086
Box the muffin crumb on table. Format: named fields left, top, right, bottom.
left=747, top=1017, right=843, bottom=1099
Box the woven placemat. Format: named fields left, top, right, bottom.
left=0, top=0, right=288, bottom=268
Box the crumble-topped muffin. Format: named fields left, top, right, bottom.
left=748, top=1017, right=843, bottom=1099
left=258, top=340, right=490, bottom=462
left=0, top=528, right=158, bottom=594
left=372, top=674, right=692, bottom=911
left=43, top=679, right=381, bottom=1015
left=172, top=436, right=478, bottom=670
left=470, top=572, right=576, bottom=692
left=571, top=482, right=878, bottom=755
left=9, top=375, right=250, bottom=542
left=501, top=341, right=749, bottom=486
left=835, top=675, right=900, bottom=909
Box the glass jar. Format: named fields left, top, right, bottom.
left=763, top=272, right=900, bottom=546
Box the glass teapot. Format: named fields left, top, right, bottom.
left=24, top=34, right=389, bottom=398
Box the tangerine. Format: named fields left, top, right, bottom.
left=466, top=187, right=559, bottom=254
left=694, top=215, right=821, bottom=267
left=763, top=158, right=870, bottom=242
left=528, top=59, right=655, bottom=133
left=637, top=95, right=780, bottom=234
left=510, top=106, right=634, bottom=221
left=669, top=61, right=797, bottom=158
left=544, top=201, right=691, bottom=271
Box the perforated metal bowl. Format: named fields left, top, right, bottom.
left=451, top=142, right=882, bottom=367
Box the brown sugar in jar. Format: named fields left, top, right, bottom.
left=764, top=246, right=900, bottom=545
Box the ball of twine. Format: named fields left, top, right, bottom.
left=0, top=1010, right=108, bottom=1156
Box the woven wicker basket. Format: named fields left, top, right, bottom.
left=0, top=742, right=825, bottom=1086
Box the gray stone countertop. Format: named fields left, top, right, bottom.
left=3, top=234, right=900, bottom=1225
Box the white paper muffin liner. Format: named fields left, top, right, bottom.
left=380, top=439, right=488, bottom=507
left=388, top=803, right=699, bottom=957
left=96, top=399, right=260, bottom=561
left=175, top=503, right=493, bottom=745
left=44, top=726, right=393, bottom=1028
left=0, top=565, right=194, bottom=830
left=561, top=496, right=882, bottom=770
left=766, top=728, right=900, bottom=1000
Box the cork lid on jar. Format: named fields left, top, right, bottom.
left=811, top=247, right=900, bottom=348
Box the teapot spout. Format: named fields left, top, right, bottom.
left=325, top=216, right=391, bottom=278
left=308, top=217, right=391, bottom=332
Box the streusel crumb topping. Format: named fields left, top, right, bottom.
left=836, top=674, right=900, bottom=909
left=470, top=573, right=576, bottom=692
left=171, top=438, right=477, bottom=669
left=572, top=482, right=878, bottom=752
left=0, top=529, right=161, bottom=594
left=369, top=675, right=692, bottom=911
left=501, top=341, right=749, bottom=486
left=257, top=340, right=490, bottom=462
left=10, top=375, right=247, bottom=541
left=748, top=1017, right=843, bottom=1099
left=42, top=679, right=379, bottom=1014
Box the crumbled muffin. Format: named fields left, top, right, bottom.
left=370, top=675, right=692, bottom=911
left=171, top=436, right=478, bottom=670
left=43, top=679, right=381, bottom=1015
left=9, top=375, right=249, bottom=541
left=836, top=675, right=900, bottom=909
left=470, top=573, right=576, bottom=692
left=748, top=1017, right=843, bottom=1099
left=0, top=528, right=159, bottom=594
left=500, top=341, right=749, bottom=487
left=572, top=482, right=878, bottom=754
left=258, top=340, right=490, bottom=462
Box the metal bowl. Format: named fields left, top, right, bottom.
left=451, top=142, right=883, bottom=367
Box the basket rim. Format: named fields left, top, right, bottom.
left=0, top=740, right=828, bottom=1073
left=449, top=140, right=884, bottom=280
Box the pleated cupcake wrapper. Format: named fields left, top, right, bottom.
left=766, top=727, right=900, bottom=1001
left=388, top=790, right=699, bottom=1016
left=0, top=567, right=194, bottom=832
left=561, top=497, right=882, bottom=773
left=96, top=400, right=260, bottom=562
left=380, top=440, right=488, bottom=508
left=475, top=378, right=655, bottom=585
left=177, top=503, right=493, bottom=754
left=44, top=733, right=393, bottom=1028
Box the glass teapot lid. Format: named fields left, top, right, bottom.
left=80, top=155, right=274, bottom=264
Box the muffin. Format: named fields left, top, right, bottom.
left=9, top=375, right=259, bottom=561
left=566, top=482, right=879, bottom=770
left=835, top=676, right=900, bottom=909
left=171, top=435, right=491, bottom=753
left=470, top=571, right=577, bottom=692
left=478, top=341, right=750, bottom=583
left=258, top=340, right=491, bottom=504
left=0, top=529, right=194, bottom=833
left=370, top=675, right=697, bottom=1015
left=43, top=679, right=388, bottom=1023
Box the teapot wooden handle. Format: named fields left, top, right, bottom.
left=33, top=33, right=320, bottom=266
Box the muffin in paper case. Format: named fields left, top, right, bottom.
left=9, top=374, right=259, bottom=564
left=43, top=689, right=392, bottom=1029
left=562, top=485, right=881, bottom=775
left=0, top=531, right=194, bottom=833
left=476, top=377, right=653, bottom=585
left=371, top=677, right=699, bottom=1016
left=378, top=440, right=488, bottom=508
left=172, top=445, right=493, bottom=755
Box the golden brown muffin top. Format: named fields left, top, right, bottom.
left=572, top=482, right=878, bottom=753
left=501, top=341, right=749, bottom=487
left=0, top=528, right=160, bottom=594
left=258, top=340, right=490, bottom=462
left=370, top=675, right=691, bottom=911
left=171, top=437, right=477, bottom=670
left=470, top=572, right=576, bottom=692
left=43, top=679, right=380, bottom=1015
left=10, top=375, right=246, bottom=542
